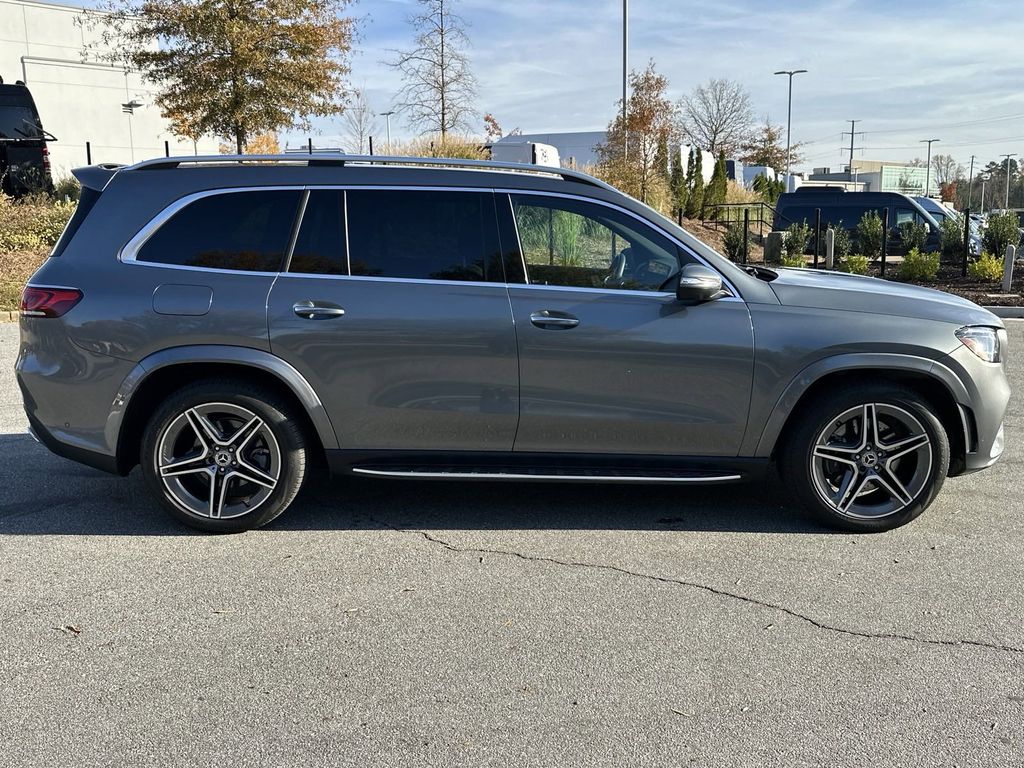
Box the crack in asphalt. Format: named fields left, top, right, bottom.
left=372, top=517, right=1024, bottom=656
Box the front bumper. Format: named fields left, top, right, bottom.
left=939, top=343, right=1011, bottom=474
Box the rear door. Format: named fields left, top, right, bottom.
left=267, top=187, right=519, bottom=452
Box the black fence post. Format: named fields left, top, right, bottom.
left=962, top=208, right=971, bottom=277
left=86, top=141, right=92, bottom=165
left=880, top=208, right=889, bottom=277
left=369, top=136, right=374, bottom=156
left=307, top=138, right=313, bottom=155
left=743, top=208, right=749, bottom=265
left=164, top=140, right=170, bottom=158
left=813, top=207, right=822, bottom=268
left=676, top=208, right=682, bottom=226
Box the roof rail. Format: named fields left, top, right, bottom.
left=125, top=153, right=617, bottom=193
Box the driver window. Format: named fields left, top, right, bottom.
left=511, top=194, right=686, bottom=291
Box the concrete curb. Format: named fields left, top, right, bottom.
left=1, top=311, right=17, bottom=323
left=984, top=306, right=1024, bottom=319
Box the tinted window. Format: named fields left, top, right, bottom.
left=0, top=105, right=41, bottom=139
left=346, top=190, right=501, bottom=282
left=138, top=190, right=301, bottom=272
left=289, top=190, right=346, bottom=275
left=511, top=194, right=685, bottom=291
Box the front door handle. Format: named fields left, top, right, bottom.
left=530, top=310, right=580, bottom=330
left=293, top=300, right=345, bottom=320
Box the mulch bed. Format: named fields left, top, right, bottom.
left=864, top=262, right=1024, bottom=307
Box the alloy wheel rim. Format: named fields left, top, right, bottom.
left=809, top=402, right=933, bottom=520
left=156, top=402, right=281, bottom=520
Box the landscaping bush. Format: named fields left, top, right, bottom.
left=898, top=247, right=939, bottom=281
left=982, top=211, right=1022, bottom=259
left=722, top=221, right=745, bottom=261
left=784, top=220, right=812, bottom=258
left=52, top=175, right=81, bottom=202
left=967, top=252, right=1005, bottom=282
left=779, top=252, right=806, bottom=268
left=898, top=221, right=928, bottom=254
left=855, top=210, right=884, bottom=259
left=837, top=255, right=870, bottom=275
left=0, top=193, right=76, bottom=311
left=939, top=216, right=963, bottom=260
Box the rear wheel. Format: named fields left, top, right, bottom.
left=141, top=381, right=308, bottom=532
left=781, top=384, right=950, bottom=532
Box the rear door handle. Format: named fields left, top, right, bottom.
left=530, top=310, right=579, bottom=330
left=293, top=300, right=345, bottom=320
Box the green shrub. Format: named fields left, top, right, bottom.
left=779, top=252, right=806, bottom=268
left=785, top=220, right=812, bottom=258
left=723, top=221, right=745, bottom=261
left=837, top=254, right=870, bottom=275
left=831, top=223, right=852, bottom=259
left=982, top=211, right=1022, bottom=258
left=52, top=175, right=81, bottom=202
left=898, top=221, right=928, bottom=253
left=855, top=210, right=884, bottom=259
left=967, top=252, right=1005, bottom=282
left=939, top=216, right=964, bottom=260
left=0, top=194, right=75, bottom=252
left=898, top=247, right=939, bottom=281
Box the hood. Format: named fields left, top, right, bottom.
left=767, top=268, right=1002, bottom=327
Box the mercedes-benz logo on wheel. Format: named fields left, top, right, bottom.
left=214, top=451, right=232, bottom=467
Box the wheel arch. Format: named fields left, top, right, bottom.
left=756, top=354, right=973, bottom=476
left=108, top=346, right=338, bottom=474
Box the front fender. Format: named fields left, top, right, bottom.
left=105, top=345, right=340, bottom=458
left=748, top=352, right=970, bottom=458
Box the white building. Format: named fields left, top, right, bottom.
left=0, top=0, right=219, bottom=177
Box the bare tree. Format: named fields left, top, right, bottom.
left=388, top=0, right=476, bottom=136
left=677, top=78, right=754, bottom=157
left=931, top=153, right=963, bottom=186
left=342, top=89, right=379, bottom=154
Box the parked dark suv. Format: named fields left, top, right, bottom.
left=0, top=79, right=54, bottom=197
left=17, top=156, right=1010, bottom=532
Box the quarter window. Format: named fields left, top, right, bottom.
left=511, top=194, right=685, bottom=291
left=136, top=190, right=302, bottom=272
left=345, top=190, right=502, bottom=282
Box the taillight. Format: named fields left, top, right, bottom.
left=20, top=286, right=82, bottom=318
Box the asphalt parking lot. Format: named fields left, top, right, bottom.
left=1, top=320, right=1022, bottom=767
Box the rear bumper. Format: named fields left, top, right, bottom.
left=25, top=411, right=120, bottom=475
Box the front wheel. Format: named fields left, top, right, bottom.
left=781, top=384, right=950, bottom=532
left=141, top=380, right=308, bottom=532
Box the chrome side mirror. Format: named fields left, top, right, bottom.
left=676, top=264, right=723, bottom=304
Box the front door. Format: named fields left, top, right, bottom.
left=268, top=188, right=519, bottom=452
left=501, top=193, right=754, bottom=457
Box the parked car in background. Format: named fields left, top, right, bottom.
left=774, top=188, right=942, bottom=255
left=0, top=78, right=54, bottom=197
left=17, top=155, right=1010, bottom=534
left=914, top=197, right=981, bottom=255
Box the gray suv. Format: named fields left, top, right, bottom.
left=16, top=155, right=1010, bottom=533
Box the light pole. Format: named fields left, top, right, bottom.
left=773, top=69, right=807, bottom=191
left=966, top=154, right=975, bottom=211
left=1000, top=153, right=1016, bottom=209
left=380, top=111, right=395, bottom=154
left=622, top=0, right=628, bottom=158
left=920, top=138, right=940, bottom=197
left=981, top=172, right=990, bottom=213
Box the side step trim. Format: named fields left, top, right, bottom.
left=351, top=468, right=742, bottom=483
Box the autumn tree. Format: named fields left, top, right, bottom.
left=85, top=0, right=354, bottom=153
left=483, top=113, right=503, bottom=141
left=389, top=0, right=477, bottom=136
left=341, top=89, right=379, bottom=154
left=740, top=117, right=803, bottom=171
left=595, top=61, right=679, bottom=207
left=678, top=78, right=754, bottom=157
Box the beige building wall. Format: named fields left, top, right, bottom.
left=0, top=0, right=220, bottom=176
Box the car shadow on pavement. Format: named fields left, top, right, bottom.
left=0, top=433, right=834, bottom=536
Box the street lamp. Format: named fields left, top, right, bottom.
left=380, top=110, right=395, bottom=154
left=920, top=138, right=940, bottom=197
left=121, top=99, right=143, bottom=163
left=1000, top=153, right=1016, bottom=209
left=981, top=172, right=991, bottom=213
left=773, top=69, right=807, bottom=191
left=622, top=0, right=628, bottom=158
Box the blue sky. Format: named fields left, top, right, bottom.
left=84, top=0, right=1024, bottom=171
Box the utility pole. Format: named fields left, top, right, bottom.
left=380, top=111, right=395, bottom=154
left=622, top=0, right=628, bottom=159
left=773, top=69, right=808, bottom=191
left=920, top=138, right=940, bottom=197
left=1000, top=153, right=1016, bottom=209
left=966, top=155, right=976, bottom=211
left=842, top=120, right=865, bottom=180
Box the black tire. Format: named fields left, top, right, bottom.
left=141, top=379, right=308, bottom=533
left=780, top=383, right=950, bottom=532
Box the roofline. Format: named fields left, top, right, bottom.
left=122, top=153, right=618, bottom=193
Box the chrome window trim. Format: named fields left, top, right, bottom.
left=274, top=272, right=506, bottom=290
left=496, top=188, right=743, bottom=300
left=118, top=185, right=306, bottom=267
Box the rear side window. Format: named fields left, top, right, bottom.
left=136, top=190, right=302, bottom=272
left=345, top=190, right=502, bottom=282
left=289, top=190, right=346, bottom=275
left=51, top=186, right=100, bottom=257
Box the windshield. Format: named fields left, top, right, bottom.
left=0, top=106, right=42, bottom=140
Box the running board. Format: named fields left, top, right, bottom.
left=350, top=467, right=742, bottom=483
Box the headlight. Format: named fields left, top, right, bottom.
left=956, top=326, right=1001, bottom=363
